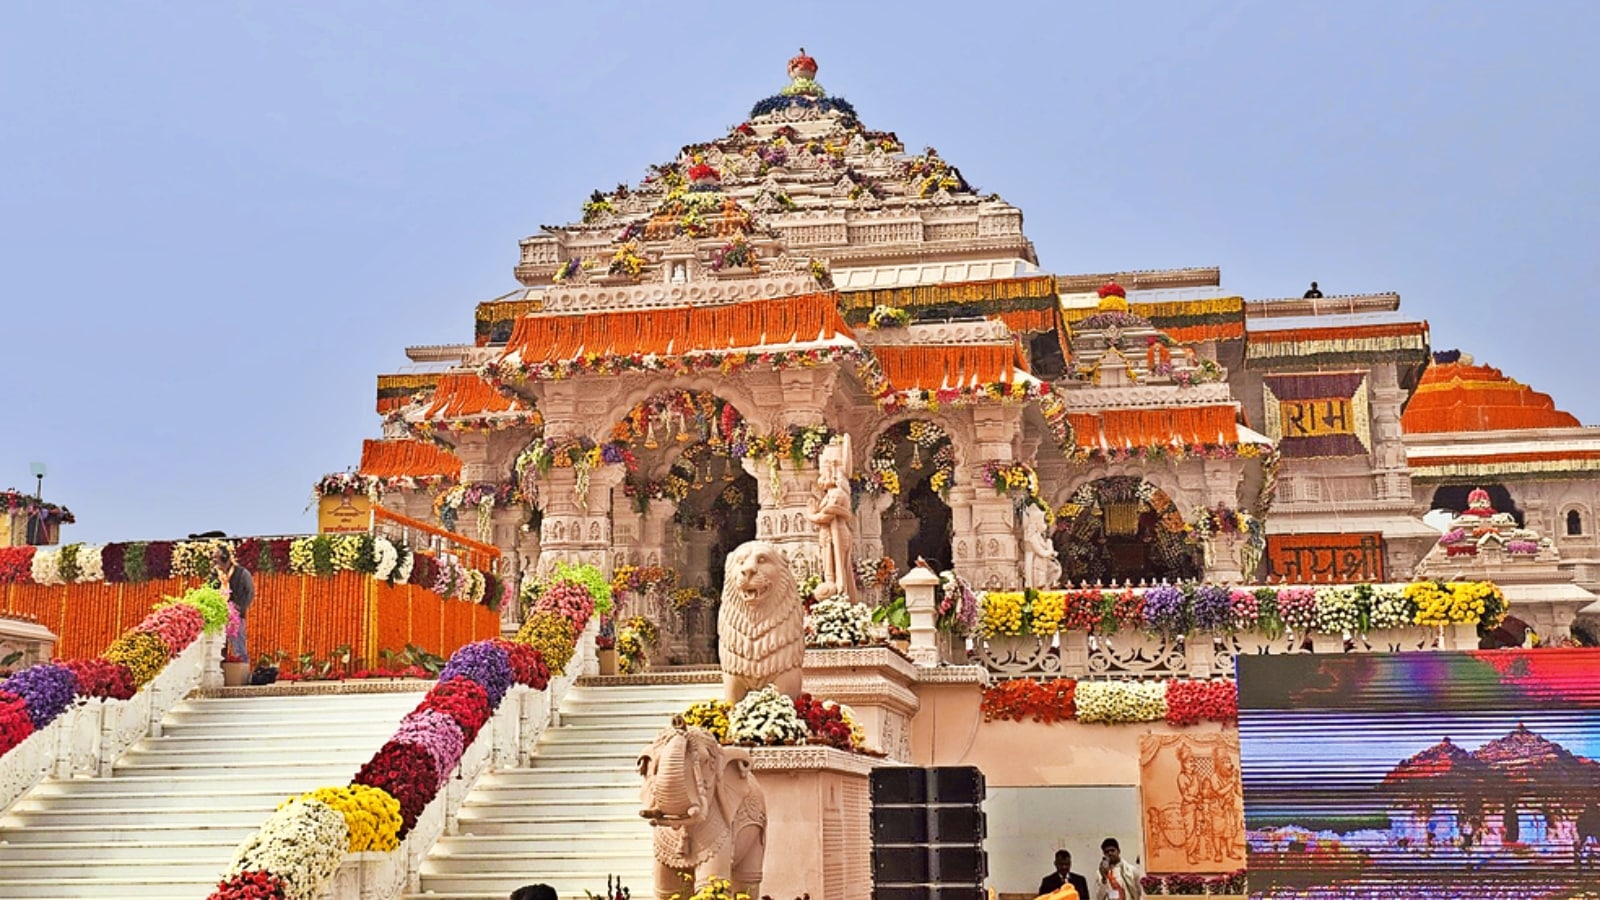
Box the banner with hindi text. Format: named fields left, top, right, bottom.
left=1265, top=533, right=1385, bottom=583
left=1262, top=371, right=1371, bottom=458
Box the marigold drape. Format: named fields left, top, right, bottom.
left=871, top=344, right=1024, bottom=392
left=0, top=572, right=498, bottom=662
left=358, top=440, right=463, bottom=480
left=1065, top=406, right=1240, bottom=449
left=421, top=373, right=523, bottom=419
left=502, top=293, right=852, bottom=362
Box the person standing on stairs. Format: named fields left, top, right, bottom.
left=212, top=545, right=255, bottom=663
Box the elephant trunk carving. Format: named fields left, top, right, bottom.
left=639, top=718, right=767, bottom=900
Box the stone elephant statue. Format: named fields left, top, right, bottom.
left=638, top=717, right=767, bottom=900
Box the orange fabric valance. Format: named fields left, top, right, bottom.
left=501, top=293, right=853, bottom=362
left=359, top=439, right=462, bottom=480
left=421, top=372, right=523, bottom=419
left=871, top=344, right=1024, bottom=392
left=1066, top=405, right=1240, bottom=449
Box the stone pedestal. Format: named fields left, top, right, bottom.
left=803, top=647, right=920, bottom=761
left=749, top=746, right=883, bottom=900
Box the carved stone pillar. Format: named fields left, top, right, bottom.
left=951, top=479, right=1018, bottom=590
left=746, top=457, right=823, bottom=582
left=534, top=465, right=623, bottom=577
left=855, top=491, right=896, bottom=570
left=1369, top=365, right=1411, bottom=501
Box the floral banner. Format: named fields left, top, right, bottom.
left=1261, top=370, right=1371, bottom=458
left=1139, top=733, right=1246, bottom=876
left=1265, top=533, right=1385, bottom=583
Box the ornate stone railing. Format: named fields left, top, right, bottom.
left=0, top=630, right=221, bottom=813
left=325, top=619, right=594, bottom=899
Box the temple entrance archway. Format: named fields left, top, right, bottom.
left=862, top=421, right=955, bottom=590
left=605, top=388, right=758, bottom=665
left=1053, top=477, right=1199, bottom=584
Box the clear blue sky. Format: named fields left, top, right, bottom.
left=2, top=2, right=1596, bottom=543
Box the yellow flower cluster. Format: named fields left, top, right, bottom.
left=672, top=876, right=751, bottom=900
left=681, top=699, right=732, bottom=743
left=515, top=611, right=577, bottom=675
left=103, top=631, right=170, bottom=686
left=1407, top=580, right=1506, bottom=626
left=296, top=785, right=402, bottom=853
left=980, top=591, right=1025, bottom=637
left=1029, top=591, right=1065, bottom=637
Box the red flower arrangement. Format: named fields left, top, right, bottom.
left=1164, top=679, right=1237, bottom=727
left=1061, top=590, right=1101, bottom=631
left=793, top=693, right=853, bottom=749
left=0, top=689, right=35, bottom=754
left=0, top=546, right=36, bottom=583
left=144, top=541, right=174, bottom=580
left=353, top=739, right=441, bottom=837
left=1107, top=588, right=1144, bottom=633
left=1097, top=282, right=1127, bottom=299
left=493, top=639, right=551, bottom=690
left=100, top=543, right=126, bottom=583
left=64, top=658, right=136, bottom=701
left=980, top=679, right=1077, bottom=724
left=208, top=869, right=288, bottom=900
left=418, top=677, right=491, bottom=743
left=133, top=604, right=205, bottom=655
left=410, top=553, right=438, bottom=592
left=687, top=163, right=720, bottom=183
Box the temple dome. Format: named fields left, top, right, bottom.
left=1401, top=353, right=1580, bottom=433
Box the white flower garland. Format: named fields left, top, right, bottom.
left=805, top=596, right=874, bottom=647
left=1075, top=681, right=1169, bottom=725
left=75, top=545, right=104, bottom=583
left=728, top=685, right=807, bottom=746
left=228, top=797, right=348, bottom=900
left=394, top=546, right=414, bottom=585
left=30, top=548, right=62, bottom=586
left=373, top=537, right=399, bottom=582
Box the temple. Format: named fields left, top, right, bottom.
left=331, top=51, right=1600, bottom=642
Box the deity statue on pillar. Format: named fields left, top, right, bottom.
left=806, top=435, right=857, bottom=601
left=1020, top=502, right=1062, bottom=589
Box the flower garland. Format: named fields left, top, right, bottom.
left=937, top=570, right=979, bottom=636
left=352, top=740, right=439, bottom=837
left=515, top=612, right=577, bottom=675
left=616, top=616, right=660, bottom=674
left=974, top=581, right=1508, bottom=637
left=0, top=489, right=75, bottom=526
left=433, top=481, right=520, bottom=540
left=492, top=638, right=551, bottom=690
left=1075, top=680, right=1170, bottom=725
left=437, top=640, right=513, bottom=707
left=295, top=785, right=402, bottom=854
left=866, top=305, right=910, bottom=329
left=225, top=798, right=348, bottom=900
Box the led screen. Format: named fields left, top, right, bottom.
left=1238, top=649, right=1600, bottom=900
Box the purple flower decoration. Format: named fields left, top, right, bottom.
left=393, top=708, right=467, bottom=781
left=2, top=662, right=79, bottom=729
left=438, top=640, right=513, bottom=708
left=600, top=443, right=628, bottom=466
left=1191, top=585, right=1232, bottom=632
left=1141, top=585, right=1190, bottom=634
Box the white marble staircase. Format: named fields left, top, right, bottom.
left=408, top=681, right=718, bottom=900
left=0, top=690, right=423, bottom=899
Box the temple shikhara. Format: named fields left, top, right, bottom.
left=352, top=52, right=1598, bottom=643
left=5, top=51, right=1600, bottom=900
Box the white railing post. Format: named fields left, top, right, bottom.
left=899, top=567, right=941, bottom=666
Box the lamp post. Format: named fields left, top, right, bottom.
left=28, top=462, right=46, bottom=501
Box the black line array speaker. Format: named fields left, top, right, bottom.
left=870, top=767, right=986, bottom=899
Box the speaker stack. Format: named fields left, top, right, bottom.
left=870, top=766, right=987, bottom=900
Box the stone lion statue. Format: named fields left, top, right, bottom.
left=639, top=718, right=766, bottom=900
left=718, top=540, right=805, bottom=704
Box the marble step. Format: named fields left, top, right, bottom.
left=445, top=814, right=643, bottom=836
left=457, top=796, right=641, bottom=821
left=12, top=788, right=291, bottom=812
left=2, top=805, right=276, bottom=828
left=538, top=723, right=664, bottom=743
left=422, top=846, right=653, bottom=875
left=405, top=871, right=654, bottom=898
left=27, top=771, right=348, bottom=796
left=114, top=754, right=375, bottom=776
left=0, top=822, right=258, bottom=844
left=0, top=838, right=238, bottom=861
left=0, top=874, right=222, bottom=899
left=470, top=766, right=640, bottom=788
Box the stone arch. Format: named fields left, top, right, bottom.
left=1564, top=504, right=1589, bottom=537
left=861, top=409, right=977, bottom=475
left=593, top=377, right=765, bottom=443
left=1052, top=475, right=1199, bottom=585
